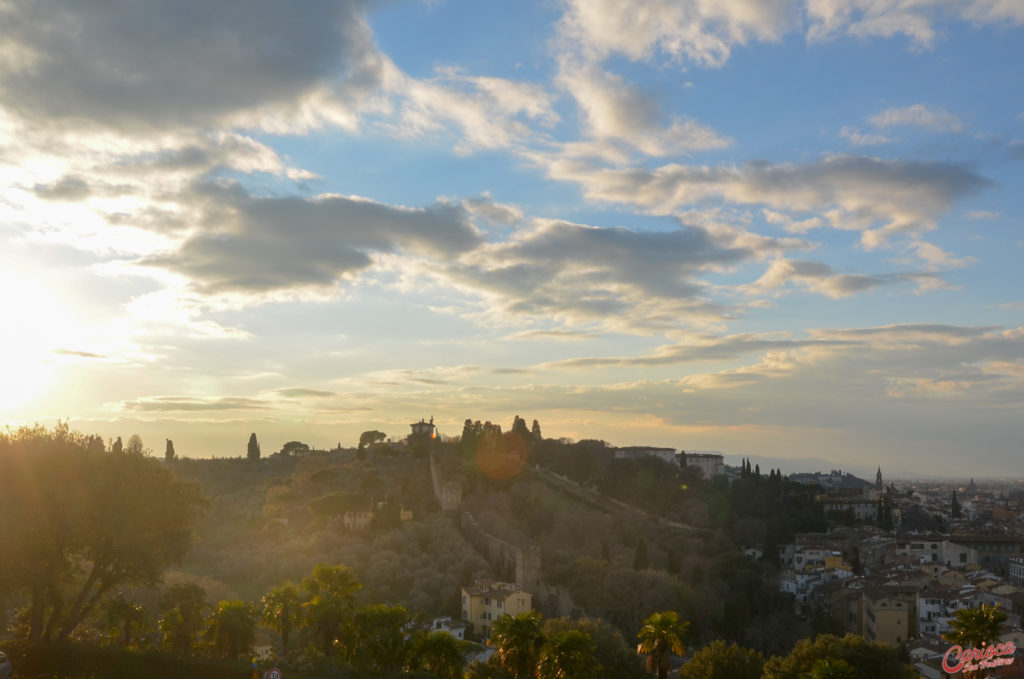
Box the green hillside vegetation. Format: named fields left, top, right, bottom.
left=1, top=421, right=903, bottom=679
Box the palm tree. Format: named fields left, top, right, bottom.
left=537, top=630, right=601, bottom=679
left=410, top=630, right=467, bottom=679
left=489, top=610, right=544, bottom=678
left=159, top=583, right=207, bottom=657
left=207, top=599, right=258, bottom=661
left=943, top=604, right=1007, bottom=679
left=943, top=603, right=1007, bottom=648
left=636, top=611, right=688, bottom=679
left=301, top=564, right=361, bottom=656
left=262, top=582, right=303, bottom=653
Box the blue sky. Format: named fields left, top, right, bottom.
left=1, top=0, right=1022, bottom=475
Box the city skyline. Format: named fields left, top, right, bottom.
left=1, top=1, right=1022, bottom=475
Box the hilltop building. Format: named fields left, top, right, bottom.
left=410, top=416, right=436, bottom=439
left=613, top=446, right=676, bottom=464
left=461, top=580, right=533, bottom=637
left=684, top=452, right=725, bottom=478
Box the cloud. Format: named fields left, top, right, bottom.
left=555, top=61, right=731, bottom=157
left=868, top=104, right=964, bottom=132
left=53, top=348, right=107, bottom=359
left=966, top=210, right=1000, bottom=220
left=438, top=217, right=784, bottom=330
left=0, top=0, right=386, bottom=135
left=33, top=176, right=92, bottom=201
left=840, top=126, right=891, bottom=147
left=558, top=0, right=1024, bottom=70
left=140, top=181, right=482, bottom=295
left=541, top=154, right=990, bottom=250
left=748, top=259, right=890, bottom=298
left=387, top=66, right=558, bottom=153
left=274, top=388, right=338, bottom=398
left=463, top=194, right=524, bottom=226
left=119, top=396, right=271, bottom=412
left=559, top=0, right=792, bottom=68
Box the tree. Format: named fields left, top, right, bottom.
left=600, top=539, right=611, bottom=562
left=104, top=596, right=150, bottom=648
left=633, top=538, right=649, bottom=571
left=262, top=582, right=303, bottom=653
left=0, top=423, right=206, bottom=644
left=951, top=490, right=962, bottom=519
left=944, top=604, right=1008, bottom=679
left=247, top=433, right=261, bottom=461
left=760, top=634, right=916, bottom=679
left=281, top=440, right=310, bottom=456
left=531, top=419, right=542, bottom=440
left=159, top=583, right=207, bottom=657
left=358, top=430, right=387, bottom=452
left=301, top=564, right=362, bottom=656
left=126, top=434, right=144, bottom=455
left=409, top=630, right=467, bottom=679
left=112, top=436, right=123, bottom=454
left=537, top=630, right=601, bottom=679
left=943, top=604, right=1006, bottom=649
left=489, top=610, right=545, bottom=679
left=207, top=599, right=258, bottom=660
left=165, top=439, right=175, bottom=461
left=346, top=604, right=411, bottom=676
left=679, top=640, right=764, bottom=679
left=636, top=611, right=688, bottom=679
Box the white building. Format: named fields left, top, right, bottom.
left=683, top=453, right=725, bottom=478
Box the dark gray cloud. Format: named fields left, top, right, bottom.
left=0, top=0, right=382, bottom=132
left=444, top=219, right=761, bottom=328
left=120, top=396, right=270, bottom=411
left=142, top=181, right=482, bottom=294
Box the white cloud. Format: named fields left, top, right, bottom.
left=869, top=103, right=965, bottom=132
left=555, top=60, right=731, bottom=157
left=540, top=154, right=989, bottom=252
left=840, top=126, right=892, bottom=146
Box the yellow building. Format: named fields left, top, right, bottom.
left=862, top=587, right=916, bottom=645
left=461, top=580, right=533, bottom=637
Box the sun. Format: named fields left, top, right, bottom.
left=0, top=265, right=64, bottom=414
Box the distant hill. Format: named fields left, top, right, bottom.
left=687, top=451, right=933, bottom=480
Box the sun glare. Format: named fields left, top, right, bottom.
left=0, top=266, right=65, bottom=414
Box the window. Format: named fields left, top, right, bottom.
left=497, top=600, right=503, bottom=609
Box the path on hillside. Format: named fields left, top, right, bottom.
left=529, top=466, right=698, bottom=535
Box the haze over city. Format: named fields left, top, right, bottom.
left=1, top=1, right=1022, bottom=476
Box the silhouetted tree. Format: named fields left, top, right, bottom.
left=532, top=419, right=542, bottom=440
left=951, top=490, right=962, bottom=519
left=165, top=438, right=175, bottom=461
left=126, top=434, right=143, bottom=455
left=247, top=433, right=260, bottom=461
left=111, top=436, right=123, bottom=455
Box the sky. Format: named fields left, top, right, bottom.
left=1, top=0, right=1022, bottom=476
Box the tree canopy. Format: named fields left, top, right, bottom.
left=0, top=423, right=207, bottom=643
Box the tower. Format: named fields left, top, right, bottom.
left=875, top=467, right=883, bottom=492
